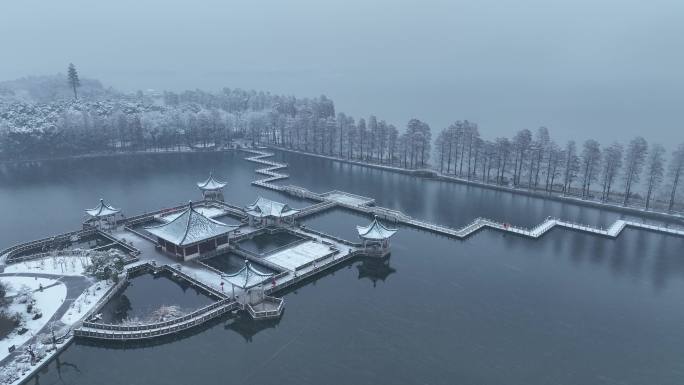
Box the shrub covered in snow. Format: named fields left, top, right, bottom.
left=84, top=250, right=125, bottom=281
left=150, top=305, right=185, bottom=322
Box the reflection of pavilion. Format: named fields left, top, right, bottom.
left=356, top=256, right=397, bottom=287
left=85, top=198, right=121, bottom=229
left=224, top=311, right=281, bottom=343
left=197, top=172, right=227, bottom=201
left=145, top=201, right=237, bottom=260
left=245, top=197, right=299, bottom=227
left=356, top=216, right=397, bottom=257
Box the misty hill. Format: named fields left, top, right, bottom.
left=0, top=74, right=337, bottom=161
left=0, top=74, right=120, bottom=104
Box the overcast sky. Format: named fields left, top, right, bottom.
left=1, top=0, right=682, bottom=145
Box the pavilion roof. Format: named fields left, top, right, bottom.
left=145, top=201, right=237, bottom=246
left=197, top=172, right=227, bottom=191
left=246, top=197, right=299, bottom=218
left=356, top=217, right=397, bottom=240
left=85, top=199, right=121, bottom=218
left=223, top=260, right=273, bottom=289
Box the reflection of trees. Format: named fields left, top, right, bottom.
left=55, top=356, right=82, bottom=381
left=356, top=256, right=396, bottom=287
left=224, top=312, right=281, bottom=343
left=110, top=294, right=132, bottom=323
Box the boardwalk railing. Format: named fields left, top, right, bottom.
left=296, top=201, right=337, bottom=218
left=246, top=296, right=284, bottom=319
left=295, top=226, right=362, bottom=248
left=75, top=298, right=238, bottom=340
left=1, top=228, right=98, bottom=262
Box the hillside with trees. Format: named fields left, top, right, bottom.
left=0, top=71, right=682, bottom=214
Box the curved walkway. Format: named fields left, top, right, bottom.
left=242, top=148, right=684, bottom=240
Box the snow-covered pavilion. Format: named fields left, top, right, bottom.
left=223, top=260, right=273, bottom=304
left=356, top=216, right=397, bottom=257
left=245, top=197, right=299, bottom=227
left=85, top=199, right=121, bottom=229
left=197, top=172, right=227, bottom=201
left=145, top=201, right=237, bottom=260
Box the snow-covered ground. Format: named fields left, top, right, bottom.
left=61, top=280, right=113, bottom=324
left=264, top=241, right=334, bottom=271
left=0, top=277, right=66, bottom=363
left=3, top=255, right=91, bottom=276
left=2, top=277, right=55, bottom=297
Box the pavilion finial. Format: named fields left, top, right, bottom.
left=100, top=198, right=104, bottom=203
left=188, top=200, right=193, bottom=209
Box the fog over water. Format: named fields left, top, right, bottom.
left=1, top=0, right=683, bottom=144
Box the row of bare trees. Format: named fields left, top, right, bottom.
left=261, top=113, right=432, bottom=169
left=433, top=124, right=684, bottom=212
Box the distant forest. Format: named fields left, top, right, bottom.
left=0, top=74, right=682, bottom=213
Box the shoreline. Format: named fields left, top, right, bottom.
left=269, top=146, right=684, bottom=225
left=0, top=147, right=234, bottom=166
left=2, top=144, right=681, bottom=224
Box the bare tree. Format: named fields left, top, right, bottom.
left=562, top=141, right=579, bottom=195
left=622, top=136, right=648, bottom=206
left=512, top=129, right=532, bottom=186
left=599, top=143, right=623, bottom=202
left=667, top=143, right=684, bottom=212
left=644, top=144, right=666, bottom=210
left=580, top=139, right=601, bottom=198
left=532, top=127, right=550, bottom=188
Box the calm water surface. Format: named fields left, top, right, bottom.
left=1, top=150, right=683, bottom=385
left=276, top=151, right=683, bottom=229
left=98, top=272, right=215, bottom=324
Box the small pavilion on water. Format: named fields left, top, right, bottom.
left=85, top=199, right=121, bottom=229
left=223, top=260, right=273, bottom=304
left=356, top=216, right=397, bottom=257
left=145, top=201, right=237, bottom=260
left=245, top=197, right=300, bottom=227
left=197, top=172, right=227, bottom=201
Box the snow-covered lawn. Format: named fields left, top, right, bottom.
left=2, top=277, right=55, bottom=297
left=3, top=255, right=91, bottom=276
left=61, top=279, right=113, bottom=324
left=0, top=277, right=66, bottom=363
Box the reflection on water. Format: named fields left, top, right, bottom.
left=98, top=272, right=215, bottom=324
left=224, top=312, right=282, bottom=343
left=277, top=151, right=683, bottom=229
left=4, top=151, right=684, bottom=385
left=356, top=256, right=397, bottom=287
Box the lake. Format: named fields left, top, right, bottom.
left=2, top=150, right=684, bottom=385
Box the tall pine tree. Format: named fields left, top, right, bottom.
left=67, top=63, right=80, bottom=99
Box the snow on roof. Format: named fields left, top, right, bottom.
left=197, top=172, right=227, bottom=191
left=85, top=199, right=121, bottom=217
left=356, top=217, right=397, bottom=240
left=223, top=260, right=273, bottom=289
left=246, top=197, right=299, bottom=218
left=144, top=201, right=237, bottom=246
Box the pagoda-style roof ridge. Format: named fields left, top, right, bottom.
left=356, top=216, right=397, bottom=240
left=145, top=201, right=237, bottom=246
left=224, top=260, right=273, bottom=289
left=246, top=196, right=300, bottom=218
left=85, top=198, right=121, bottom=217
left=197, top=172, right=227, bottom=191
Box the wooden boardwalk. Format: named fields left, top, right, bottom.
left=243, top=148, right=684, bottom=241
